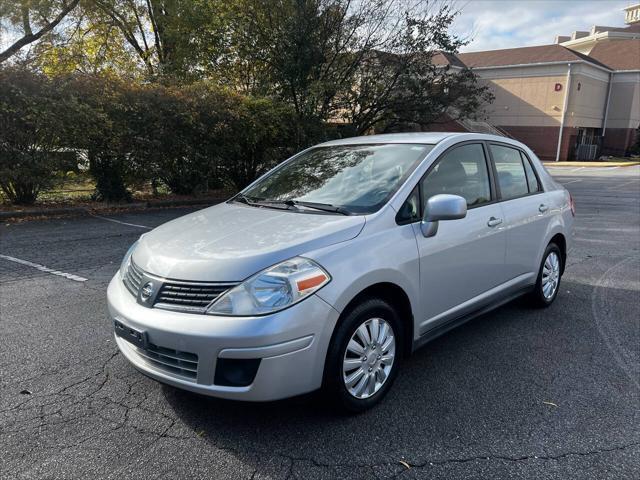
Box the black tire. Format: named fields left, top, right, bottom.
left=529, top=242, right=563, bottom=308
left=323, top=297, right=403, bottom=413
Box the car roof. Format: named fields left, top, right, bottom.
left=318, top=132, right=514, bottom=146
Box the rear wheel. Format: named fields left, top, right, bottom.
left=324, top=298, right=402, bottom=412
left=529, top=243, right=563, bottom=307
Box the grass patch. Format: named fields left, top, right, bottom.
left=0, top=173, right=233, bottom=210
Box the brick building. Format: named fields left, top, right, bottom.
left=436, top=3, right=640, bottom=161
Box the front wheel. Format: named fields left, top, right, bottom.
left=323, top=298, right=403, bottom=412
left=529, top=243, right=563, bottom=307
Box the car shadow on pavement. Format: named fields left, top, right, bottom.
left=160, top=279, right=639, bottom=476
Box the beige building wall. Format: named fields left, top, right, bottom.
left=606, top=72, right=640, bottom=129
left=565, top=73, right=609, bottom=128
left=476, top=63, right=610, bottom=129
left=477, top=71, right=567, bottom=127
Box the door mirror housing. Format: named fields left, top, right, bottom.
left=420, top=194, right=467, bottom=237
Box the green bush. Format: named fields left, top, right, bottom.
left=126, top=83, right=213, bottom=196
left=0, top=69, right=339, bottom=204
left=69, top=75, right=140, bottom=202
left=219, top=95, right=338, bottom=189
left=0, top=69, right=91, bottom=205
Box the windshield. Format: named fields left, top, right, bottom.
left=239, top=144, right=433, bottom=214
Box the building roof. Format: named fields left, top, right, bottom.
left=587, top=39, right=640, bottom=70
left=456, top=44, right=608, bottom=69
left=593, top=23, right=640, bottom=34
left=431, top=51, right=466, bottom=68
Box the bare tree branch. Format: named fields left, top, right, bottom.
left=0, top=0, right=81, bottom=64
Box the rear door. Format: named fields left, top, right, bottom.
left=488, top=143, right=551, bottom=280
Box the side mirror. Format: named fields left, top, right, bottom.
left=420, top=194, right=467, bottom=237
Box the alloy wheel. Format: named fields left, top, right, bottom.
left=342, top=317, right=396, bottom=399
left=542, top=251, right=560, bottom=300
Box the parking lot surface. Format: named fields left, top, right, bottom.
left=1, top=166, right=639, bottom=479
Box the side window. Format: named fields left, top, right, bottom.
left=491, top=144, right=529, bottom=200
left=421, top=143, right=491, bottom=208
left=396, top=186, right=420, bottom=224
left=521, top=152, right=541, bottom=193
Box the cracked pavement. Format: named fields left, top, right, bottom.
left=1, top=167, right=639, bottom=479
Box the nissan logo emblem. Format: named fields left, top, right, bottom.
left=140, top=282, right=154, bottom=302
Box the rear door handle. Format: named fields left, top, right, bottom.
left=539, top=204, right=549, bottom=213
left=487, top=217, right=503, bottom=227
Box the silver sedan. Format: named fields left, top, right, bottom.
left=108, top=132, right=574, bottom=411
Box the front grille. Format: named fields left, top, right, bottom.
left=154, top=283, right=235, bottom=313
left=122, top=260, right=143, bottom=297
left=122, top=260, right=238, bottom=314
left=134, top=343, right=199, bottom=380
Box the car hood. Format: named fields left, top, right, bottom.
left=132, top=202, right=365, bottom=281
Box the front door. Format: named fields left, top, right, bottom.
left=411, top=142, right=508, bottom=335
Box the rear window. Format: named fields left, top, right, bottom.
left=521, top=152, right=541, bottom=193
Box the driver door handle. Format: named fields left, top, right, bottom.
left=539, top=204, right=549, bottom=213
left=487, top=217, right=503, bottom=227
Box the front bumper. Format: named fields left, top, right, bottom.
left=107, top=274, right=340, bottom=401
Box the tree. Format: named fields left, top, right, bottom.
left=0, top=0, right=81, bottom=64
left=39, top=0, right=229, bottom=79
left=223, top=0, right=492, bottom=134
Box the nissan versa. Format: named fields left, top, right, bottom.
left=108, top=132, right=575, bottom=411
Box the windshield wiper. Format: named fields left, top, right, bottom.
left=234, top=194, right=350, bottom=215
left=233, top=194, right=296, bottom=211
left=282, top=200, right=351, bottom=216
left=233, top=193, right=254, bottom=205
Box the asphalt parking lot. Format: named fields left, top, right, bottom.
left=1, top=166, right=638, bottom=479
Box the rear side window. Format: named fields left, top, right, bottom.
left=491, top=145, right=529, bottom=200
left=421, top=143, right=491, bottom=207
left=521, top=152, right=541, bottom=193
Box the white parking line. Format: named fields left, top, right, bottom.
left=610, top=179, right=640, bottom=189
left=574, top=237, right=617, bottom=244
left=560, top=179, right=582, bottom=185
left=0, top=255, right=88, bottom=282
left=89, top=213, right=151, bottom=229
left=574, top=227, right=639, bottom=233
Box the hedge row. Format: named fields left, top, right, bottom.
left=0, top=69, right=336, bottom=205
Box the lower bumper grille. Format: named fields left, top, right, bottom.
left=133, top=343, right=199, bottom=380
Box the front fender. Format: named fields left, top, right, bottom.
left=304, top=222, right=421, bottom=339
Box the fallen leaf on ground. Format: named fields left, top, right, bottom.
left=543, top=401, right=558, bottom=407
left=399, top=461, right=411, bottom=469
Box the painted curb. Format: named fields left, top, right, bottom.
left=543, top=161, right=640, bottom=167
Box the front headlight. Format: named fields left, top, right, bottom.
left=206, top=257, right=330, bottom=316
left=119, top=241, right=138, bottom=280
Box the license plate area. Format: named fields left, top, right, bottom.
left=114, top=320, right=148, bottom=349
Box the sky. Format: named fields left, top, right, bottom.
left=452, top=0, right=633, bottom=52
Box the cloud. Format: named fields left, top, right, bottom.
left=452, top=0, right=631, bottom=52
